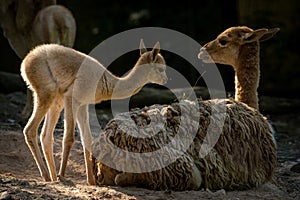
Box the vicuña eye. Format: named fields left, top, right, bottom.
left=219, top=39, right=227, bottom=46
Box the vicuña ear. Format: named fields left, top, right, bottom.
left=150, top=42, right=160, bottom=62
left=242, top=28, right=268, bottom=43
left=140, top=39, right=147, bottom=55
left=259, top=28, right=280, bottom=42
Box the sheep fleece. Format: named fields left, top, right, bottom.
left=92, top=99, right=276, bottom=191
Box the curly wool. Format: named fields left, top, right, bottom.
left=92, top=99, right=276, bottom=191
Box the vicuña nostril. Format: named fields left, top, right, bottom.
left=198, top=49, right=206, bottom=59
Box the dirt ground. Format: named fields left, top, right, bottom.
left=0, top=92, right=299, bottom=200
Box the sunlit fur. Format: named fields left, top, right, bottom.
left=198, top=26, right=279, bottom=110
left=21, top=40, right=167, bottom=185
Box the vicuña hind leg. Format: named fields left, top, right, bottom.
left=23, top=91, right=56, bottom=181
left=58, top=96, right=76, bottom=178
left=40, top=96, right=64, bottom=181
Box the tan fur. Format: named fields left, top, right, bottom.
left=20, top=40, right=167, bottom=185
left=32, top=5, right=76, bottom=47
left=198, top=26, right=279, bottom=110
left=92, top=100, right=276, bottom=190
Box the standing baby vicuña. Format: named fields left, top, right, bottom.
left=21, top=40, right=167, bottom=185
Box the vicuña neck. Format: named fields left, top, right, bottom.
left=97, top=65, right=148, bottom=101
left=234, top=43, right=260, bottom=109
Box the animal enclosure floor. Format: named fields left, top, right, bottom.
left=0, top=92, right=299, bottom=199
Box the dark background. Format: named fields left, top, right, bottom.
left=0, top=0, right=299, bottom=98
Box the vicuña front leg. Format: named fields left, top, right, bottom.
left=77, top=105, right=96, bottom=185
left=40, top=96, right=64, bottom=181
left=58, top=97, right=76, bottom=178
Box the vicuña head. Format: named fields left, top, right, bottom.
left=137, top=39, right=167, bottom=85
left=198, top=26, right=279, bottom=109
left=21, top=39, right=167, bottom=185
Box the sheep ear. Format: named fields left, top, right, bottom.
left=259, top=28, right=280, bottom=42
left=150, top=41, right=160, bottom=62
left=140, top=39, right=147, bottom=55
left=242, top=28, right=269, bottom=43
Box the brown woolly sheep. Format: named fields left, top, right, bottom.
left=92, top=99, right=276, bottom=190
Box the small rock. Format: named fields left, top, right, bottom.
left=102, top=193, right=112, bottom=198
left=7, top=119, right=15, bottom=123
left=290, top=163, right=300, bottom=173
left=0, top=191, right=12, bottom=200
left=57, top=175, right=76, bottom=186
left=206, top=188, right=226, bottom=196
left=164, top=189, right=172, bottom=195
left=19, top=180, right=30, bottom=187
left=214, top=189, right=226, bottom=196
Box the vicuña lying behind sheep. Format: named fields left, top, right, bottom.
left=198, top=26, right=279, bottom=110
